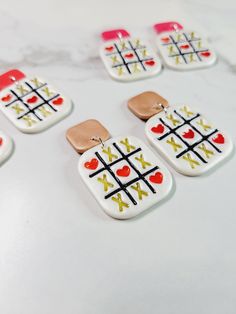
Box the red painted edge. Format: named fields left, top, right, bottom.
left=101, top=29, right=130, bottom=41
left=0, top=69, right=26, bottom=91
left=153, top=22, right=183, bottom=34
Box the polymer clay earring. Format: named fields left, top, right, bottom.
left=0, top=131, right=13, bottom=165
left=0, top=69, right=72, bottom=133
left=66, top=119, right=172, bottom=219
left=153, top=21, right=217, bottom=70
left=128, top=91, right=233, bottom=176
left=100, top=28, right=162, bottom=81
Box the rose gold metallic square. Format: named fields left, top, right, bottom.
left=66, top=119, right=110, bottom=154
left=128, top=91, right=169, bottom=120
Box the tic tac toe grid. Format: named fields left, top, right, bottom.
left=161, top=31, right=211, bottom=64
left=104, top=39, right=156, bottom=75
left=155, top=108, right=222, bottom=167
left=3, top=78, right=61, bottom=126
left=88, top=139, right=160, bottom=209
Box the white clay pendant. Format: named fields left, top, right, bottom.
left=128, top=91, right=233, bottom=176
left=100, top=29, right=162, bottom=82
left=153, top=21, right=217, bottom=70
left=66, top=119, right=173, bottom=219
left=0, top=69, right=72, bottom=133
left=0, top=130, right=13, bottom=165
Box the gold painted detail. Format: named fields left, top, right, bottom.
left=131, top=183, right=148, bottom=200
left=97, top=174, right=114, bottom=192
left=112, top=193, right=129, bottom=212
left=120, top=138, right=135, bottom=153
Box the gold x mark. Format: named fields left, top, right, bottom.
left=22, top=115, right=37, bottom=127
left=120, top=138, right=135, bottom=153
left=102, top=146, right=118, bottom=162
left=120, top=41, right=127, bottom=50
left=112, top=193, right=129, bottom=212
left=117, top=66, right=124, bottom=76
left=166, top=137, right=183, bottom=152
left=135, top=39, right=141, bottom=48
left=97, top=174, right=114, bottom=192
left=189, top=53, right=196, bottom=63
left=180, top=106, right=195, bottom=117
left=197, top=119, right=212, bottom=131
left=198, top=143, right=214, bottom=159
left=31, top=78, right=43, bottom=88
left=38, top=106, right=52, bottom=117
left=111, top=55, right=119, bottom=65
left=167, top=114, right=180, bottom=126
left=183, top=153, right=200, bottom=169
left=42, top=87, right=54, bottom=97
left=11, top=104, right=24, bottom=115
left=175, top=56, right=180, bottom=65
left=131, top=183, right=148, bottom=201
left=132, top=63, right=141, bottom=73
left=135, top=154, right=151, bottom=169
left=16, top=85, right=28, bottom=95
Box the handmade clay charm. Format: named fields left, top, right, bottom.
left=100, top=29, right=162, bottom=81
left=0, top=69, right=72, bottom=133
left=0, top=130, right=13, bottom=165
left=153, top=21, right=217, bottom=70
left=66, top=119, right=172, bottom=219
left=128, top=91, right=233, bottom=176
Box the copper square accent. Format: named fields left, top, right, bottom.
left=128, top=91, right=169, bottom=120
left=66, top=119, right=110, bottom=154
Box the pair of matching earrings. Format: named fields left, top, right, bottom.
left=66, top=92, right=233, bottom=219
left=0, top=69, right=72, bottom=165
left=100, top=21, right=217, bottom=81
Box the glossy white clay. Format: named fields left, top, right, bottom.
left=0, top=76, right=72, bottom=133
left=0, top=131, right=13, bottom=165
left=155, top=30, right=217, bottom=70
left=100, top=37, right=162, bottom=81
left=145, top=105, right=233, bottom=176
left=78, top=136, right=173, bottom=219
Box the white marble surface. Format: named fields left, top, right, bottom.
left=0, top=1, right=236, bottom=313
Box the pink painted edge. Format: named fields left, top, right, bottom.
left=153, top=22, right=183, bottom=34
left=101, top=29, right=130, bottom=41
left=0, top=69, right=26, bottom=91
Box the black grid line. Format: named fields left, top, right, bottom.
left=89, top=147, right=142, bottom=178
left=162, top=32, right=210, bottom=64
left=89, top=142, right=160, bottom=206
left=4, top=80, right=61, bottom=122
left=155, top=109, right=222, bottom=164
left=108, top=39, right=154, bottom=73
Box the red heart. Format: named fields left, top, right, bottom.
left=145, top=60, right=155, bottom=66
left=0, top=137, right=3, bottom=146
left=52, top=97, right=64, bottom=105
left=1, top=94, right=12, bottom=102
left=116, top=165, right=130, bottom=177
left=27, top=96, right=38, bottom=104
left=161, top=37, right=170, bottom=43
left=124, top=53, right=134, bottom=58
left=84, top=158, right=99, bottom=170
left=212, top=133, right=225, bottom=144
left=183, top=129, right=195, bottom=139
left=200, top=51, right=211, bottom=57
left=151, top=124, right=164, bottom=134
left=149, top=172, right=163, bottom=184
left=105, top=46, right=114, bottom=52
left=180, top=44, right=190, bottom=50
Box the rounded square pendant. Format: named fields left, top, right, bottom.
left=0, top=131, right=13, bottom=165
left=78, top=135, right=173, bottom=219
left=0, top=69, right=72, bottom=133
left=145, top=105, right=233, bottom=176
left=154, top=22, right=217, bottom=71
left=100, top=29, right=162, bottom=82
